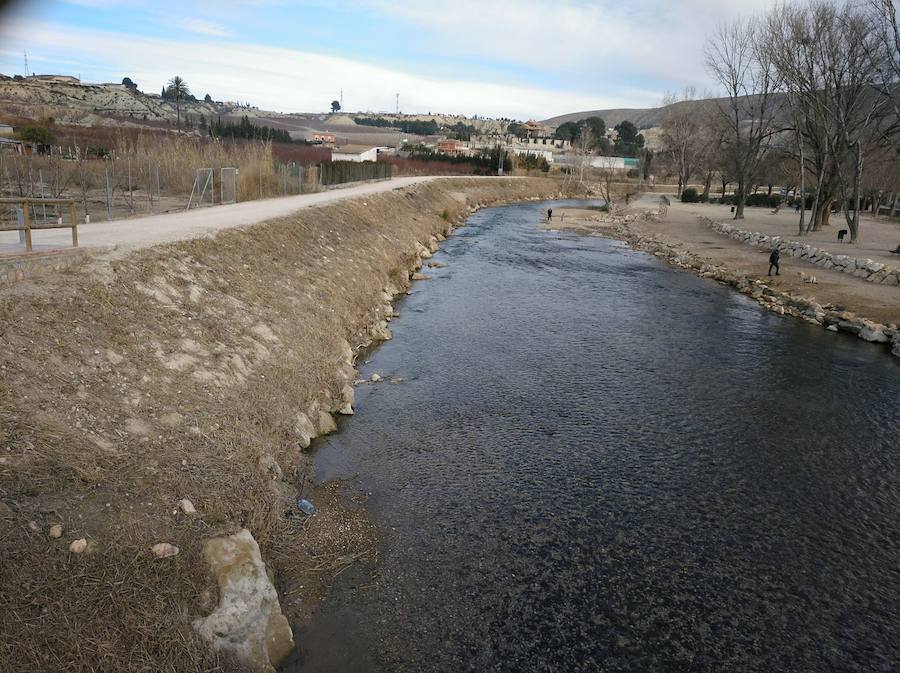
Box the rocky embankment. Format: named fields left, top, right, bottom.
left=556, top=201, right=900, bottom=359
left=0, top=177, right=575, bottom=672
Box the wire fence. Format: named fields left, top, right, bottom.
left=0, top=143, right=393, bottom=225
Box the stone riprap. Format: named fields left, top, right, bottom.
left=702, top=217, right=900, bottom=288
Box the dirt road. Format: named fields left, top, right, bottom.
left=0, top=176, right=496, bottom=255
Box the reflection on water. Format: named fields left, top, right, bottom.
left=285, top=201, right=900, bottom=673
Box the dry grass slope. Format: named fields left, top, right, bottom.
left=0, top=176, right=569, bottom=672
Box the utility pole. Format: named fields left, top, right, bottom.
left=23, top=51, right=28, bottom=77
left=497, top=139, right=505, bottom=176
left=340, top=88, right=343, bottom=110
left=396, top=93, right=399, bottom=115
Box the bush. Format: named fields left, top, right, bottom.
left=746, top=193, right=782, bottom=208
left=681, top=187, right=700, bottom=203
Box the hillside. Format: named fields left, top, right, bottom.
left=543, top=94, right=793, bottom=130
left=0, top=76, right=264, bottom=128
left=0, top=76, right=506, bottom=145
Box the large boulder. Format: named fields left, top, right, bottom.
left=859, top=324, right=889, bottom=343
left=194, top=529, right=294, bottom=673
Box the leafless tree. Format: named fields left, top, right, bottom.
left=705, top=16, right=785, bottom=219
left=660, top=87, right=701, bottom=198
left=574, top=124, right=595, bottom=185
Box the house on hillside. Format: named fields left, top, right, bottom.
left=437, top=139, right=461, bottom=155
left=522, top=120, right=550, bottom=138
left=0, top=124, right=14, bottom=138
left=332, top=145, right=380, bottom=162
left=309, top=133, right=336, bottom=147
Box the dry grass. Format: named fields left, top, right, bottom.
left=0, top=132, right=313, bottom=223
left=0, top=177, right=569, bottom=671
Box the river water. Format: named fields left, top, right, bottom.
left=288, top=200, right=900, bottom=673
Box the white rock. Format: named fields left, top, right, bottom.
left=151, top=542, right=180, bottom=558
left=179, top=499, right=197, bottom=515
left=370, top=373, right=382, bottom=382
left=338, top=384, right=354, bottom=415
left=193, top=529, right=293, bottom=673
left=293, top=413, right=317, bottom=448
left=49, top=524, right=63, bottom=539
left=859, top=326, right=889, bottom=343
left=317, top=410, right=337, bottom=435
left=69, top=538, right=88, bottom=554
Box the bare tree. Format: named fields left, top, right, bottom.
left=705, top=17, right=784, bottom=219
left=574, top=123, right=595, bottom=185
left=660, top=87, right=701, bottom=198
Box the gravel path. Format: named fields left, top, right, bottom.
left=0, top=176, right=490, bottom=255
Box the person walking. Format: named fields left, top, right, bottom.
left=768, top=248, right=781, bottom=276
left=547, top=208, right=553, bottom=221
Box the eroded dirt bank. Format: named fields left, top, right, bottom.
left=0, top=177, right=571, bottom=672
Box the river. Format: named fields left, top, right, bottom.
left=285, top=200, right=900, bottom=673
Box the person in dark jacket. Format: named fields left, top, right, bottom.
left=768, top=248, right=781, bottom=276
left=547, top=208, right=553, bottom=221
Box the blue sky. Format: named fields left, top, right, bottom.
left=0, top=0, right=776, bottom=119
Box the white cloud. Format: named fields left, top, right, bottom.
left=364, top=0, right=779, bottom=89
left=176, top=17, right=233, bottom=37
left=0, top=19, right=663, bottom=118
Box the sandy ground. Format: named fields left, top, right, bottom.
left=0, top=176, right=514, bottom=256
left=558, top=194, right=899, bottom=327
left=673, top=199, right=900, bottom=267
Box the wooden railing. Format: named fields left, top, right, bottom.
left=0, top=198, right=78, bottom=252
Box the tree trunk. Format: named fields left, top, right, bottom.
left=850, top=142, right=861, bottom=243
left=721, top=180, right=727, bottom=200
left=734, top=180, right=746, bottom=220
left=890, top=192, right=898, bottom=218
left=797, top=136, right=806, bottom=236
left=702, top=171, right=712, bottom=201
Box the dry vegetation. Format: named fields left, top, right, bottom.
left=0, top=130, right=318, bottom=224
left=0, top=177, right=567, bottom=672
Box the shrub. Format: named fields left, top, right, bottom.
left=746, top=193, right=782, bottom=208
left=681, top=187, right=700, bottom=203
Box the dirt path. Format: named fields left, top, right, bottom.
left=0, top=176, right=509, bottom=256
left=671, top=198, right=900, bottom=267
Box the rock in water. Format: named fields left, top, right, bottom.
left=193, top=529, right=294, bottom=673
left=151, top=542, right=180, bottom=558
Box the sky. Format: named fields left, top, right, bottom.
left=0, top=0, right=777, bottom=120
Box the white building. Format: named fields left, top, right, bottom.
left=332, top=145, right=380, bottom=162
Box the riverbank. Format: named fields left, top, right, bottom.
left=544, top=195, right=900, bottom=358
left=0, top=177, right=574, bottom=672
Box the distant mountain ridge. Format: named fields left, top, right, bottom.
left=543, top=94, right=793, bottom=130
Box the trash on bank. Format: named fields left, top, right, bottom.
left=296, top=498, right=316, bottom=516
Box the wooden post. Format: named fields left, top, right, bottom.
left=70, top=201, right=78, bottom=247
left=22, top=199, right=32, bottom=251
